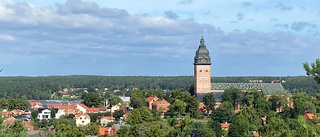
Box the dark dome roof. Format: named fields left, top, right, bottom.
left=194, top=36, right=211, bottom=65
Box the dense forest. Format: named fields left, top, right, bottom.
left=0, top=75, right=319, bottom=99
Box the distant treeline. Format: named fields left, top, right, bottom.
left=0, top=75, right=319, bottom=99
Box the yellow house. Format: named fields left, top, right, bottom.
left=100, top=116, right=115, bottom=126
left=75, top=112, right=91, bottom=127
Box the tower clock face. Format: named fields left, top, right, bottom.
left=201, top=58, right=206, bottom=63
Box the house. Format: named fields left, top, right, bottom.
left=304, top=113, right=315, bottom=120
left=86, top=107, right=100, bottom=113
left=3, top=117, right=15, bottom=125
left=74, top=112, right=90, bottom=127
left=100, top=116, right=115, bottom=126
left=108, top=104, right=121, bottom=113
left=152, top=99, right=170, bottom=114
left=76, top=104, right=88, bottom=113
left=145, top=95, right=159, bottom=110
left=30, top=101, right=43, bottom=109
left=261, top=116, right=267, bottom=125
left=24, top=121, right=35, bottom=131
left=145, top=95, right=171, bottom=115
left=119, top=96, right=131, bottom=108
left=252, top=131, right=259, bottom=137
left=99, top=125, right=117, bottom=136
left=221, top=122, right=231, bottom=131
left=37, top=108, right=58, bottom=120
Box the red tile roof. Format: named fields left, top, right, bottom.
left=87, top=107, right=100, bottom=112
left=102, top=116, right=115, bottom=120
left=145, top=95, right=158, bottom=102
left=75, top=112, right=90, bottom=119
left=304, top=113, right=314, bottom=120
left=252, top=131, right=259, bottom=137
left=221, top=123, right=231, bottom=129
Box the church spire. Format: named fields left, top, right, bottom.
left=200, top=35, right=205, bottom=45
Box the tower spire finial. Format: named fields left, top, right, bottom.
left=200, top=35, right=205, bottom=45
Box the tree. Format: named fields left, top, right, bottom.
left=167, top=99, right=185, bottom=118
left=210, top=101, right=234, bottom=123
left=145, top=124, right=165, bottom=137
left=108, top=96, right=122, bottom=106
left=50, top=109, right=56, bottom=119
left=292, top=92, right=314, bottom=115
left=130, top=90, right=147, bottom=109
left=220, top=87, right=241, bottom=108
left=0, top=98, right=9, bottom=109
left=83, top=93, right=104, bottom=107
left=303, top=59, right=320, bottom=84
left=269, top=95, right=288, bottom=112
left=260, top=117, right=294, bottom=137
left=126, top=107, right=153, bottom=125
left=86, top=123, right=99, bottom=135
left=198, top=127, right=216, bottom=137
left=296, top=115, right=319, bottom=137
left=208, top=120, right=222, bottom=137
left=203, top=93, right=216, bottom=113
left=239, top=106, right=260, bottom=130
left=117, top=126, right=129, bottom=137
left=31, top=110, right=39, bottom=120
left=228, top=114, right=250, bottom=137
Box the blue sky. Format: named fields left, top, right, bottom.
left=0, top=0, right=319, bottom=76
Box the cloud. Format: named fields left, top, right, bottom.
left=237, top=12, right=244, bottom=20
left=177, top=0, right=192, bottom=4
left=211, top=30, right=320, bottom=56
left=274, top=23, right=289, bottom=29
left=0, top=34, right=15, bottom=41
left=241, top=2, right=252, bottom=7
left=0, top=0, right=218, bottom=59
left=164, top=10, right=178, bottom=19
left=291, top=21, right=316, bottom=31
left=276, top=3, right=292, bottom=11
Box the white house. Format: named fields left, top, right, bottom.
left=37, top=108, right=57, bottom=120
left=74, top=112, right=91, bottom=127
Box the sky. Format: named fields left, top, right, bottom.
left=0, top=0, right=319, bottom=76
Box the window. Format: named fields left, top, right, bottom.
left=206, top=70, right=208, bottom=72
left=80, top=117, right=82, bottom=119
left=82, top=121, right=84, bottom=123
left=200, top=70, right=202, bottom=72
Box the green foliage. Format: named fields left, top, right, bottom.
left=31, top=110, right=39, bottom=120
left=145, top=124, right=165, bottom=137
left=79, top=123, right=99, bottom=135
left=108, top=95, right=122, bottom=106
left=210, top=101, right=234, bottom=123
left=113, top=110, right=125, bottom=120
left=56, top=124, right=85, bottom=137
left=239, top=106, right=260, bottom=130
left=221, top=87, right=241, bottom=107
left=83, top=92, right=104, bottom=107
left=197, top=127, right=216, bottom=137
left=269, top=95, right=288, bottom=111
left=228, top=114, right=251, bottom=137
left=208, top=120, right=222, bottom=137
left=167, top=99, right=185, bottom=118
left=292, top=92, right=313, bottom=115
left=51, top=109, right=56, bottom=119
left=116, top=126, right=129, bottom=137
left=89, top=113, right=98, bottom=123
left=260, top=117, right=294, bottom=137
left=296, top=115, right=319, bottom=137
left=0, top=97, right=9, bottom=109
left=303, top=59, right=320, bottom=84
left=126, top=107, right=153, bottom=125
left=203, top=92, right=216, bottom=112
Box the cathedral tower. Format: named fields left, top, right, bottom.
left=194, top=36, right=211, bottom=101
